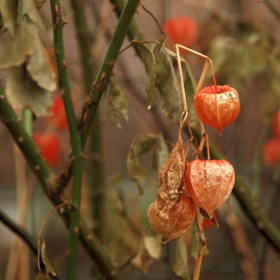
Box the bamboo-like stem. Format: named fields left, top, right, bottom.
left=69, top=0, right=105, bottom=240
left=0, top=77, right=122, bottom=280
left=49, top=2, right=83, bottom=279
left=79, top=0, right=141, bottom=147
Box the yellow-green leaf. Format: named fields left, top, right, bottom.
left=143, top=234, right=162, bottom=260
left=0, top=0, right=19, bottom=36
left=6, top=65, right=53, bottom=117
left=0, top=19, right=36, bottom=68
left=104, top=79, right=128, bottom=128
left=23, top=0, right=44, bottom=30
left=40, top=239, right=57, bottom=276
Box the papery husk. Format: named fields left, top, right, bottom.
left=186, top=159, right=235, bottom=217
left=194, top=85, right=240, bottom=134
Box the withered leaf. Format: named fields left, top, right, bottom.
left=0, top=0, right=19, bottom=36
left=151, top=133, right=169, bottom=183
left=26, top=30, right=57, bottom=92
left=184, top=67, right=199, bottom=129
left=137, top=43, right=157, bottom=109
left=35, top=272, right=46, bottom=280
left=104, top=78, right=128, bottom=128
left=156, top=46, right=183, bottom=124
left=127, top=134, right=157, bottom=193
left=131, top=238, right=154, bottom=273
left=40, top=239, right=56, bottom=276
left=0, top=19, right=36, bottom=68
left=173, top=236, right=191, bottom=280
left=6, top=65, right=53, bottom=117
left=143, top=234, right=162, bottom=260
left=23, top=0, right=45, bottom=30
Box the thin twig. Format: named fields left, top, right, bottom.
left=141, top=5, right=165, bottom=34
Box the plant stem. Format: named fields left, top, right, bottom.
left=0, top=208, right=37, bottom=256
left=69, top=0, right=105, bottom=240
left=262, top=0, right=280, bottom=21
left=49, top=2, right=83, bottom=279
left=0, top=80, right=122, bottom=280
left=79, top=0, right=141, bottom=146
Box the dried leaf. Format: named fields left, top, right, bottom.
left=0, top=0, right=19, bottom=36
left=6, top=65, right=53, bottom=117
left=156, top=46, right=183, bottom=124
left=127, top=134, right=157, bottom=192
left=188, top=220, right=209, bottom=259
left=0, top=19, right=36, bottom=68
left=137, top=44, right=157, bottom=109
left=152, top=134, right=169, bottom=183
left=131, top=238, right=154, bottom=273
left=143, top=234, right=162, bottom=260
left=164, top=48, right=188, bottom=66
left=158, top=129, right=186, bottom=217
left=184, top=67, right=199, bottom=128
left=23, top=0, right=44, bottom=30
left=35, top=272, right=46, bottom=280
left=26, top=31, right=57, bottom=92
left=40, top=239, right=56, bottom=276
left=173, top=236, right=191, bottom=280
left=104, top=79, right=128, bottom=128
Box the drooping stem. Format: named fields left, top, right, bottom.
left=49, top=2, right=83, bottom=279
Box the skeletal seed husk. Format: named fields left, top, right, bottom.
left=147, top=195, right=195, bottom=243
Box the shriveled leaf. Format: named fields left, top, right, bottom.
left=188, top=220, right=209, bottom=260
left=164, top=48, right=188, bottom=66
left=0, top=0, right=19, bottom=36
left=127, top=134, right=157, bottom=193
left=35, top=272, right=46, bottom=280
left=40, top=239, right=56, bottom=276
left=156, top=46, right=183, bottom=124
left=0, top=19, right=36, bottom=68
left=143, top=234, right=162, bottom=260
left=173, top=236, right=190, bottom=280
left=35, top=0, right=47, bottom=10
left=104, top=79, right=128, bottom=128
left=131, top=238, right=154, bottom=273
left=184, top=66, right=199, bottom=129
left=23, top=0, right=44, bottom=30
left=27, top=31, right=57, bottom=92
left=138, top=44, right=157, bottom=109
left=6, top=65, right=53, bottom=117
left=152, top=134, right=169, bottom=183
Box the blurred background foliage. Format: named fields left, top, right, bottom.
left=1, top=0, right=280, bottom=279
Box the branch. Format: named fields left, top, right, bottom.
left=262, top=0, right=280, bottom=21
left=0, top=208, right=37, bottom=256
left=0, top=81, right=122, bottom=279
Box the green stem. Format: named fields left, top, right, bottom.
left=69, top=0, right=105, bottom=240
left=0, top=80, right=122, bottom=280
left=50, top=2, right=83, bottom=279
left=262, top=0, right=280, bottom=21
left=79, top=0, right=141, bottom=146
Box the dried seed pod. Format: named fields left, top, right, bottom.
left=157, top=124, right=186, bottom=219
left=185, top=159, right=235, bottom=217
left=194, top=85, right=240, bottom=134
left=147, top=195, right=195, bottom=243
